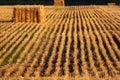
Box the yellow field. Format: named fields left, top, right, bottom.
left=0, top=6, right=120, bottom=80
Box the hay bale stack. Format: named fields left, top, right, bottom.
left=54, top=0, right=65, bottom=6
left=13, top=5, right=44, bottom=23
left=108, top=3, right=116, bottom=6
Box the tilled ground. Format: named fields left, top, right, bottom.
left=0, top=6, right=120, bottom=80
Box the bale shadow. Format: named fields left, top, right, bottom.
left=0, top=20, right=13, bottom=23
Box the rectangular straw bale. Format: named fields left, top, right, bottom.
left=108, top=3, right=116, bottom=6
left=54, top=0, right=65, bottom=6
left=18, top=8, right=22, bottom=22
left=33, top=8, right=38, bottom=23
left=38, top=6, right=45, bottom=22
left=13, top=8, right=19, bottom=22
left=21, top=8, right=25, bottom=22
left=30, top=8, right=34, bottom=22
left=25, top=8, right=31, bottom=22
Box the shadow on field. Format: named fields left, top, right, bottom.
left=0, top=20, right=13, bottom=23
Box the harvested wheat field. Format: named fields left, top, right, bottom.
left=0, top=6, right=120, bottom=80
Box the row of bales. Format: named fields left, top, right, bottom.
left=13, top=0, right=116, bottom=23
left=13, top=6, right=44, bottom=23
left=53, top=0, right=116, bottom=6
